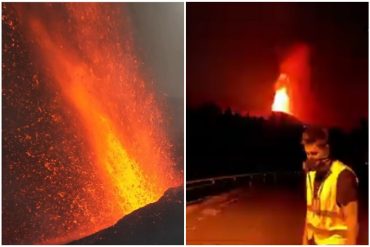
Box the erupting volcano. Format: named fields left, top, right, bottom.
left=3, top=3, right=181, bottom=244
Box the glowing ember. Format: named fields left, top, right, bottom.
left=272, top=74, right=291, bottom=114
left=3, top=3, right=181, bottom=244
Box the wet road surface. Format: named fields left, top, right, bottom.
left=187, top=185, right=368, bottom=245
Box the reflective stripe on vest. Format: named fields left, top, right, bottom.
left=307, top=223, right=347, bottom=237
left=307, top=204, right=343, bottom=219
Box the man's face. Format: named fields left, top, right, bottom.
left=304, top=143, right=327, bottom=160
left=304, top=142, right=329, bottom=171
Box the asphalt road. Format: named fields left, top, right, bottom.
left=186, top=185, right=368, bottom=245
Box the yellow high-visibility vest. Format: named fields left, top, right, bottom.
left=306, top=160, right=358, bottom=244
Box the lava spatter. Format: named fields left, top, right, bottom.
left=3, top=3, right=181, bottom=244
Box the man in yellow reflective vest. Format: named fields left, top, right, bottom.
left=301, top=127, right=359, bottom=245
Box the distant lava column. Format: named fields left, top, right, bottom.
left=272, top=43, right=315, bottom=123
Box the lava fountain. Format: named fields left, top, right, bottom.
left=271, top=43, right=313, bottom=121
left=3, top=3, right=181, bottom=244
left=272, top=73, right=291, bottom=114
left=272, top=44, right=312, bottom=121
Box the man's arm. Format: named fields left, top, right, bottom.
left=337, top=169, right=359, bottom=245
left=342, top=201, right=358, bottom=245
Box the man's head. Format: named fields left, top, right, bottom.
left=301, top=126, right=330, bottom=171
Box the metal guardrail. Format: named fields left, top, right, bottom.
left=186, top=171, right=303, bottom=191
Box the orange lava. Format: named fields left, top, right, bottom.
left=5, top=3, right=181, bottom=244
left=272, top=74, right=291, bottom=114
left=272, top=87, right=290, bottom=113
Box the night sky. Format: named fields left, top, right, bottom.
left=187, top=2, right=368, bottom=129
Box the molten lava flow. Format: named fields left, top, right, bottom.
left=272, top=74, right=291, bottom=114
left=3, top=3, right=181, bottom=244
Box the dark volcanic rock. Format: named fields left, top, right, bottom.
left=69, top=186, right=184, bottom=245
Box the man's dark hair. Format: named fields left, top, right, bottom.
left=301, top=126, right=329, bottom=147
